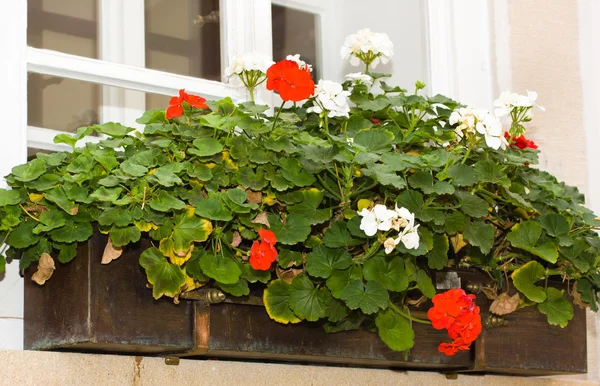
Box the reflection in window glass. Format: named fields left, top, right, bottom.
left=272, top=5, right=319, bottom=80
left=145, top=0, right=221, bottom=82
left=27, top=0, right=98, bottom=59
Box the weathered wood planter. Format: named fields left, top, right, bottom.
left=24, top=233, right=587, bottom=375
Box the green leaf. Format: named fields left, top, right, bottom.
left=539, top=214, right=570, bottom=237
left=150, top=167, right=183, bottom=187
left=427, top=234, right=449, bottom=269
left=0, top=189, right=21, bottom=206
left=11, top=159, right=46, bottom=182
left=376, top=308, right=415, bottom=351
left=190, top=138, right=224, bottom=157
left=395, top=190, right=423, bottom=214
left=136, top=109, right=167, bottom=124
left=199, top=252, right=242, bottom=284
left=416, top=269, right=436, bottom=298
left=408, top=172, right=434, bottom=193
left=268, top=214, right=311, bottom=245
left=33, top=210, right=67, bottom=234
left=288, top=189, right=331, bottom=225
left=139, top=247, right=185, bottom=299
left=56, top=243, right=78, bottom=264
left=323, top=314, right=365, bottom=333
left=322, top=221, right=362, bottom=248
left=98, top=207, right=132, bottom=227
left=90, top=186, right=123, bottom=203
left=326, top=266, right=363, bottom=298
left=447, top=164, right=478, bottom=187
left=444, top=212, right=465, bottom=235
left=560, top=240, right=593, bottom=273
left=340, top=280, right=389, bottom=314
left=363, top=254, right=408, bottom=292
left=94, top=122, right=135, bottom=138
left=289, top=274, right=332, bottom=321
left=236, top=167, right=268, bottom=190
left=576, top=278, right=597, bottom=311
left=305, top=245, right=353, bottom=279
left=110, top=226, right=141, bottom=247
left=537, top=288, right=574, bottom=328
left=170, top=210, right=213, bottom=255
left=50, top=221, right=93, bottom=243
left=241, top=263, right=271, bottom=283
left=45, top=187, right=79, bottom=215
left=239, top=101, right=269, bottom=114
left=464, top=220, right=495, bottom=254
left=194, top=198, right=233, bottom=221
left=474, top=161, right=510, bottom=187
left=120, top=160, right=148, bottom=177
left=217, top=280, right=250, bottom=297
left=511, top=261, right=547, bottom=302
left=278, top=249, right=303, bottom=268
left=456, top=191, right=489, bottom=218
left=263, top=279, right=301, bottom=324
left=325, top=298, right=349, bottom=322
left=353, top=129, right=395, bottom=153
left=53, top=126, right=93, bottom=148
left=9, top=220, right=39, bottom=248
left=280, top=158, right=316, bottom=187
left=361, top=164, right=406, bottom=189
left=148, top=191, right=186, bottom=212
left=507, top=221, right=558, bottom=263
left=188, top=163, right=213, bottom=180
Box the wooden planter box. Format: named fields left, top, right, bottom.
left=24, top=233, right=587, bottom=375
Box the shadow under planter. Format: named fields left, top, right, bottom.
left=23, top=233, right=586, bottom=375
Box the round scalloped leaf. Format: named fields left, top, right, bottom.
left=375, top=308, right=415, bottom=351
left=507, top=221, right=558, bottom=263
left=538, top=213, right=570, bottom=237
left=263, top=279, right=301, bottom=324
left=340, top=280, right=389, bottom=314
left=0, top=189, right=21, bottom=206
left=50, top=221, right=93, bottom=243
left=109, top=225, right=141, bottom=247
left=11, top=159, right=46, bottom=182
left=305, top=245, right=353, bottom=279
left=147, top=191, right=186, bottom=212
left=217, top=279, right=250, bottom=297
left=139, top=247, right=185, bottom=299
left=537, top=288, right=574, bottom=328
left=363, top=254, right=408, bottom=292
left=199, top=252, right=241, bottom=284
left=511, top=261, right=547, bottom=303
left=289, top=274, right=331, bottom=322
left=268, top=214, right=311, bottom=245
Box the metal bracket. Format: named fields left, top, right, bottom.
left=180, top=287, right=226, bottom=304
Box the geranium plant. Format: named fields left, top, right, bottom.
left=1, top=29, right=599, bottom=357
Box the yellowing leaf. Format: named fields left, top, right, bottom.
left=102, top=238, right=123, bottom=265
left=147, top=168, right=156, bottom=175
left=263, top=192, right=277, bottom=206
left=357, top=199, right=373, bottom=211
left=29, top=193, right=44, bottom=203
left=134, top=220, right=158, bottom=232
left=489, top=292, right=520, bottom=315
left=32, top=253, right=55, bottom=285
left=159, top=237, right=194, bottom=265
left=450, top=233, right=467, bottom=253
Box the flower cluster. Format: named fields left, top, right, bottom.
left=427, top=289, right=482, bottom=356
left=493, top=90, right=545, bottom=117
left=249, top=229, right=278, bottom=271
left=224, top=52, right=274, bottom=101
left=449, top=107, right=507, bottom=150
left=357, top=204, right=420, bottom=251
left=307, top=80, right=351, bottom=118
left=340, top=28, right=394, bottom=70
left=266, top=60, right=315, bottom=102
left=166, top=89, right=208, bottom=120
left=345, top=72, right=373, bottom=87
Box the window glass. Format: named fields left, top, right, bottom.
left=272, top=5, right=319, bottom=79
left=28, top=0, right=98, bottom=59
left=145, top=0, right=221, bottom=81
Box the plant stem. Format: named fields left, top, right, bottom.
left=324, top=114, right=330, bottom=134
left=461, top=145, right=472, bottom=164
left=316, top=174, right=342, bottom=201
left=271, top=100, right=286, bottom=131
left=19, top=204, right=40, bottom=222
left=388, top=301, right=432, bottom=325
left=248, top=87, right=255, bottom=103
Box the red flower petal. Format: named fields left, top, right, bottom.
left=166, top=104, right=184, bottom=119
left=266, top=60, right=315, bottom=102
left=249, top=240, right=278, bottom=271
left=185, top=93, right=209, bottom=109
left=258, top=229, right=277, bottom=245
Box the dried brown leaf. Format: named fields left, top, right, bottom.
left=481, top=285, right=498, bottom=300
left=572, top=282, right=588, bottom=309
left=101, top=238, right=123, bottom=265
left=405, top=295, right=427, bottom=308
left=450, top=233, right=467, bottom=253
left=231, top=231, right=242, bottom=248
left=246, top=190, right=262, bottom=204
left=489, top=292, right=520, bottom=315
left=276, top=266, right=304, bottom=283
left=251, top=212, right=270, bottom=227
left=32, top=253, right=55, bottom=285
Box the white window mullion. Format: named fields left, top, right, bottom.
left=99, top=0, right=146, bottom=128
left=0, top=1, right=28, bottom=185
left=221, top=0, right=273, bottom=105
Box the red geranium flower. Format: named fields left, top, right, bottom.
left=166, top=89, right=208, bottom=119
left=266, top=60, right=315, bottom=102
left=369, top=118, right=381, bottom=125
left=249, top=229, right=278, bottom=271
left=504, top=132, right=538, bottom=150
left=427, top=288, right=482, bottom=356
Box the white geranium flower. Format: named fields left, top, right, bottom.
left=393, top=205, right=414, bottom=230
left=449, top=107, right=487, bottom=139
left=286, top=54, right=312, bottom=72
left=476, top=114, right=504, bottom=150
left=345, top=72, right=373, bottom=86
left=493, top=90, right=544, bottom=116
left=358, top=208, right=378, bottom=236
left=225, top=52, right=273, bottom=79
left=384, top=238, right=397, bottom=254
left=340, top=28, right=394, bottom=69
left=395, top=225, right=420, bottom=250
left=373, top=204, right=398, bottom=231
left=307, top=80, right=351, bottom=118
